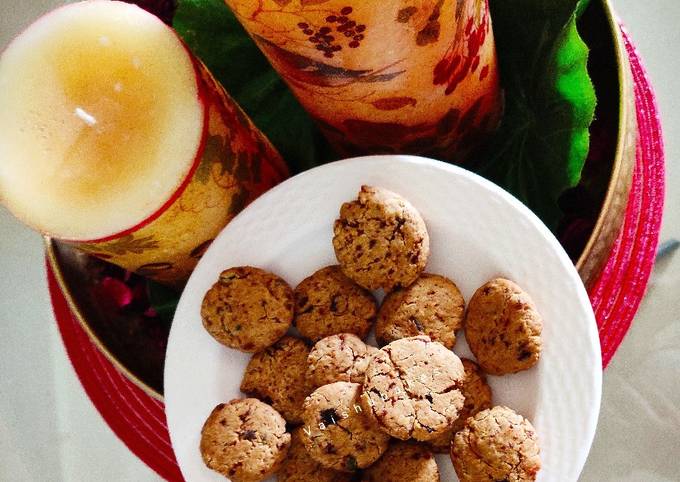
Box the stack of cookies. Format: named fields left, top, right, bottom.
left=199, top=185, right=543, bottom=482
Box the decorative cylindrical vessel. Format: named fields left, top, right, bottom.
left=0, top=1, right=288, bottom=286
left=224, top=0, right=502, bottom=161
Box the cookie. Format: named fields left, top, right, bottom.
left=294, top=265, right=377, bottom=342
left=362, top=442, right=440, bottom=482
left=241, top=336, right=314, bottom=424
left=201, top=266, right=294, bottom=352
left=451, top=406, right=541, bottom=482
left=361, top=335, right=465, bottom=441
left=465, top=278, right=543, bottom=375
left=200, top=398, right=291, bottom=482
left=375, top=273, right=465, bottom=349
left=427, top=358, right=493, bottom=453
left=301, top=381, right=390, bottom=472
left=333, top=185, right=429, bottom=291
left=307, top=333, right=378, bottom=388
left=278, top=427, right=355, bottom=482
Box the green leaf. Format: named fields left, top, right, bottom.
left=173, top=0, right=333, bottom=173
left=576, top=0, right=592, bottom=18
left=147, top=280, right=179, bottom=324
left=478, top=0, right=596, bottom=230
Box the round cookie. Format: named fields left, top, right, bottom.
left=278, top=428, right=355, bottom=482
left=301, top=382, right=390, bottom=472
left=451, top=406, right=541, bottom=482
left=201, top=266, right=294, bottom=352
left=362, top=442, right=440, bottom=482
left=307, top=333, right=378, bottom=388
left=427, top=358, right=493, bottom=453
left=465, top=278, right=543, bottom=375
left=294, top=265, right=377, bottom=342
left=332, top=185, right=430, bottom=291
left=361, top=335, right=465, bottom=442
left=200, top=398, right=291, bottom=482
left=240, top=336, right=314, bottom=424
left=375, top=273, right=465, bottom=349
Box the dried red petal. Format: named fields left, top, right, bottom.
left=479, top=65, right=490, bottom=81
left=465, top=17, right=474, bottom=36
left=98, top=277, right=133, bottom=308
left=471, top=55, right=480, bottom=73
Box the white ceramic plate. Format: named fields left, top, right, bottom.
left=165, top=155, right=601, bottom=482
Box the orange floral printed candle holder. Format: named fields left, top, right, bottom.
left=224, top=0, right=502, bottom=161
left=69, top=58, right=288, bottom=287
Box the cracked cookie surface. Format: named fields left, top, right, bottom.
left=307, top=333, right=378, bottom=388
left=361, top=335, right=465, bottom=441
left=278, top=427, right=355, bottom=482
left=427, top=358, right=493, bottom=453
left=376, top=273, right=465, bottom=349
left=362, top=441, right=440, bottom=482
left=199, top=398, right=291, bottom=482
left=332, top=186, right=429, bottom=291
left=294, top=265, right=377, bottom=342
left=451, top=406, right=541, bottom=482
left=240, top=336, right=314, bottom=424
left=465, top=278, right=543, bottom=375
left=301, top=382, right=390, bottom=472
left=201, top=266, right=294, bottom=352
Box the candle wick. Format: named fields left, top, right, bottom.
left=74, top=107, right=97, bottom=127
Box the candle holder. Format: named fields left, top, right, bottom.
left=224, top=0, right=502, bottom=162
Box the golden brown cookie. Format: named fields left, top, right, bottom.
left=362, top=442, right=440, bottom=482
left=451, top=406, right=541, bottom=482
left=375, top=273, right=465, bottom=349
left=307, top=333, right=378, bottom=388
left=200, top=398, right=291, bottom=482
left=333, top=186, right=430, bottom=291
left=361, top=336, right=465, bottom=442
left=278, top=427, right=355, bottom=482
left=294, top=265, right=377, bottom=342
left=240, top=336, right=314, bottom=424
left=427, top=358, right=493, bottom=453
left=465, top=278, right=543, bottom=375
left=301, top=382, right=390, bottom=472
left=201, top=266, right=294, bottom=352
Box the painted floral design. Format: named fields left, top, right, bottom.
left=296, top=6, right=367, bottom=58
left=225, top=0, right=501, bottom=161
left=80, top=235, right=159, bottom=257
left=254, top=35, right=404, bottom=89
left=433, top=0, right=491, bottom=95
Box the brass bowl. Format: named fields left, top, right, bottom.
left=575, top=0, right=636, bottom=290
left=45, top=0, right=636, bottom=401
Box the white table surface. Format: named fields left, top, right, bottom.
left=0, top=1, right=678, bottom=480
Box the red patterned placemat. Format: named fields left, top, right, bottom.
left=589, top=26, right=665, bottom=368
left=45, top=26, right=664, bottom=481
